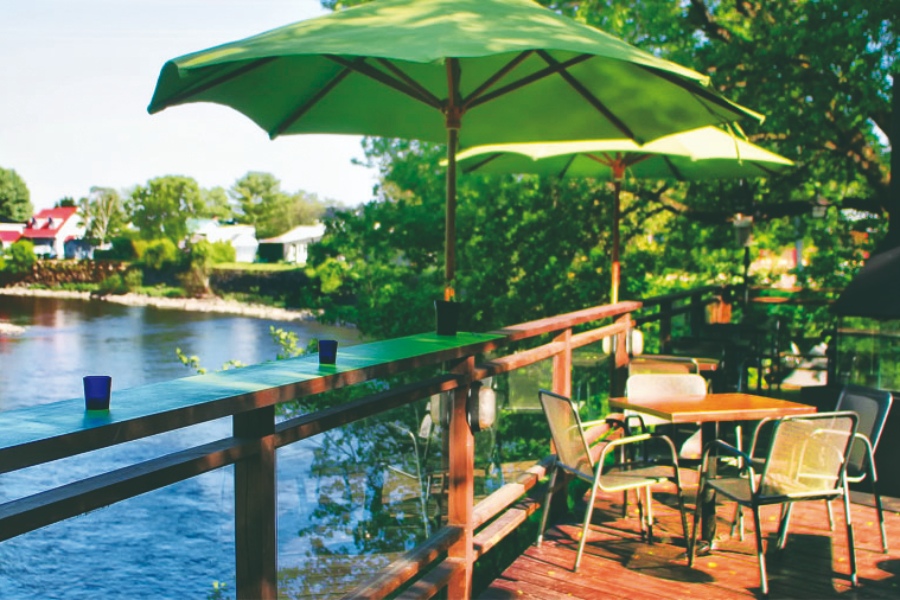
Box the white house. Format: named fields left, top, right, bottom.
left=190, top=219, right=259, bottom=263
left=21, top=207, right=85, bottom=258
left=258, top=223, right=326, bottom=264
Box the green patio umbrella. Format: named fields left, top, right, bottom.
left=454, top=126, right=794, bottom=302
left=148, top=0, right=763, bottom=299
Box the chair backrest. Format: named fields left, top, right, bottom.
left=538, top=390, right=594, bottom=481
left=629, top=356, right=699, bottom=376
left=834, top=384, right=893, bottom=474
left=626, top=373, right=708, bottom=399
left=759, top=411, right=858, bottom=500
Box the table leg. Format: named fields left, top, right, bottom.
left=700, top=421, right=719, bottom=544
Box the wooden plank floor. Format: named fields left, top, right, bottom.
left=478, top=482, right=900, bottom=599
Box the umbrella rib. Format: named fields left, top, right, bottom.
left=466, top=54, right=593, bottom=110
left=636, top=64, right=757, bottom=122
left=662, top=155, right=686, bottom=181
left=461, top=51, right=534, bottom=110
left=558, top=155, right=577, bottom=179
left=462, top=153, right=503, bottom=174
left=326, top=56, right=442, bottom=109
left=270, top=61, right=359, bottom=138
left=152, top=57, right=279, bottom=111
left=536, top=50, right=635, bottom=141
left=377, top=59, right=443, bottom=108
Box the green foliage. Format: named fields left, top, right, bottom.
left=140, top=238, right=180, bottom=271
left=189, top=240, right=236, bottom=268
left=3, top=240, right=36, bottom=275
left=230, top=172, right=327, bottom=239
left=0, top=166, right=32, bottom=222
left=199, top=187, right=235, bottom=221
left=80, top=187, right=126, bottom=245
left=128, top=175, right=204, bottom=242
left=93, top=236, right=139, bottom=261
left=94, top=269, right=141, bottom=296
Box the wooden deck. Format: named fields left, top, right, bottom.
left=478, top=483, right=900, bottom=599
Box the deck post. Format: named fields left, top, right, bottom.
left=552, top=328, right=572, bottom=398
left=610, top=315, right=630, bottom=398
left=689, top=292, right=705, bottom=336
left=447, top=356, right=475, bottom=598
left=234, top=405, right=277, bottom=600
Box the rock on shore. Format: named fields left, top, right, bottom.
left=0, top=286, right=319, bottom=322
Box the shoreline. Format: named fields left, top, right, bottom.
left=0, top=286, right=322, bottom=323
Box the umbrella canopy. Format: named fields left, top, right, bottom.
left=148, top=0, right=763, bottom=298
left=455, top=126, right=794, bottom=301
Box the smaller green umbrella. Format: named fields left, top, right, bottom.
left=455, top=126, right=794, bottom=302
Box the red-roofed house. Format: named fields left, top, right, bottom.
left=21, top=207, right=84, bottom=258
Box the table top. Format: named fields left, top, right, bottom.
left=631, top=354, right=719, bottom=372
left=608, top=393, right=816, bottom=424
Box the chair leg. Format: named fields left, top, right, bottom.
left=646, top=486, right=654, bottom=543
left=687, top=479, right=705, bottom=566
left=776, top=503, right=793, bottom=550
left=752, top=506, right=769, bottom=596
left=842, top=481, right=858, bottom=587
left=674, top=477, right=690, bottom=548
left=730, top=502, right=746, bottom=541
left=536, top=464, right=558, bottom=548
left=826, top=498, right=835, bottom=531
left=872, top=480, right=888, bottom=553
left=575, top=476, right=602, bottom=572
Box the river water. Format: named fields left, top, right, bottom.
left=0, top=295, right=362, bottom=599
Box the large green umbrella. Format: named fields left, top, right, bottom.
left=455, top=126, right=793, bottom=302
left=148, top=0, right=763, bottom=299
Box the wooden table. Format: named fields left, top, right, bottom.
left=630, top=354, right=719, bottom=373
left=608, top=393, right=816, bottom=545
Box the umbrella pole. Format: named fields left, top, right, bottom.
left=445, top=126, right=459, bottom=301
left=611, top=176, right=622, bottom=304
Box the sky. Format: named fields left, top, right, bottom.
left=0, top=0, right=379, bottom=211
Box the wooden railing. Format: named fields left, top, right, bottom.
left=0, top=287, right=729, bottom=599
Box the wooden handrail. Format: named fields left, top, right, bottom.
left=0, top=286, right=729, bottom=599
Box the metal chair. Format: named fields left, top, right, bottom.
left=626, top=373, right=708, bottom=459
left=536, top=389, right=689, bottom=572
left=734, top=384, right=892, bottom=552
left=689, top=412, right=860, bottom=596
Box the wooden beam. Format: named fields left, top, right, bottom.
left=447, top=356, right=475, bottom=599
left=339, top=526, right=463, bottom=600
left=234, top=406, right=276, bottom=600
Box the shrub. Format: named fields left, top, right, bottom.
left=3, top=240, right=36, bottom=275
left=141, top=239, right=180, bottom=271
left=94, top=237, right=139, bottom=261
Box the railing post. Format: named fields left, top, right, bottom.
left=234, top=406, right=277, bottom=600
left=659, top=300, right=673, bottom=353
left=552, top=328, right=572, bottom=398
left=610, top=315, right=630, bottom=398
left=447, top=356, right=475, bottom=598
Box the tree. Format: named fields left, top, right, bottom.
left=0, top=166, right=33, bottom=223
left=199, top=186, right=235, bottom=221
left=230, top=172, right=326, bottom=238
left=80, top=187, right=126, bottom=245
left=128, top=175, right=204, bottom=241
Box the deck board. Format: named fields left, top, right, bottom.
left=478, top=484, right=900, bottom=599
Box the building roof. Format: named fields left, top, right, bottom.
left=0, top=231, right=21, bottom=243
left=22, top=206, right=79, bottom=239
left=260, top=223, right=326, bottom=244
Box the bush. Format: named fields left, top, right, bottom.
left=3, top=240, right=36, bottom=275
left=189, top=240, right=235, bottom=269
left=93, top=237, right=139, bottom=261
left=95, top=269, right=141, bottom=295
left=141, top=239, right=180, bottom=271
